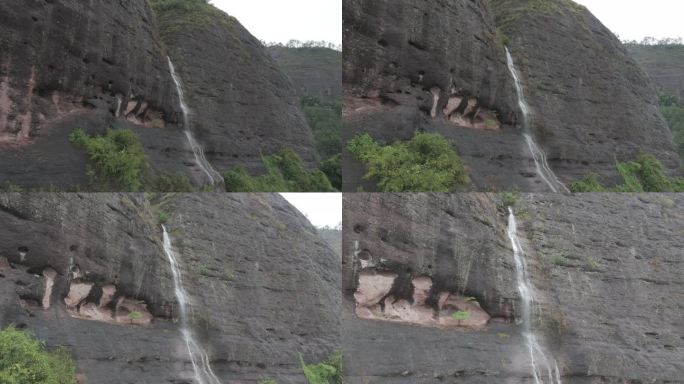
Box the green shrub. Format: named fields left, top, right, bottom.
left=302, top=97, right=342, bottom=160
left=451, top=310, right=471, bottom=322
left=347, top=132, right=469, bottom=192
left=569, top=173, right=607, bottom=192
left=320, top=154, right=341, bottom=190
left=128, top=311, right=143, bottom=321
left=571, top=154, right=684, bottom=192
left=150, top=0, right=235, bottom=39
left=224, top=149, right=335, bottom=192
left=501, top=191, right=519, bottom=207
left=151, top=173, right=195, bottom=192
left=0, top=326, right=77, bottom=384
left=300, top=351, right=342, bottom=384
left=659, top=92, right=684, bottom=161
left=69, top=128, right=147, bottom=191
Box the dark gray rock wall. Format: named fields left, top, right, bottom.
left=493, top=0, right=682, bottom=184
left=157, top=7, right=319, bottom=174
left=342, top=193, right=684, bottom=383
left=0, top=193, right=340, bottom=383
left=342, top=0, right=544, bottom=192
left=0, top=0, right=196, bottom=189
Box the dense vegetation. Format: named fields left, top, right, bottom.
left=301, top=96, right=342, bottom=190
left=70, top=129, right=147, bottom=191
left=570, top=154, right=684, bottom=192
left=0, top=326, right=76, bottom=384
left=69, top=129, right=194, bottom=192
left=659, top=93, right=684, bottom=161
left=224, top=149, right=335, bottom=192
left=300, top=352, right=342, bottom=384
left=347, top=132, right=469, bottom=192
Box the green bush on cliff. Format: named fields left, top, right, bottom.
left=150, top=0, right=235, bottom=39
left=300, top=351, right=342, bottom=384
left=224, top=149, right=335, bottom=192
left=301, top=96, right=342, bottom=190
left=347, top=132, right=469, bottom=192
left=570, top=154, right=684, bottom=192
left=0, top=326, right=77, bottom=384
left=659, top=92, right=684, bottom=161
left=70, top=128, right=147, bottom=191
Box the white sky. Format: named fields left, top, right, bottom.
left=281, top=193, right=342, bottom=228
left=210, top=0, right=342, bottom=45
left=573, top=0, right=684, bottom=41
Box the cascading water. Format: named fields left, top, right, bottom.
left=505, top=48, right=569, bottom=193
left=162, top=225, right=222, bottom=384
left=507, top=208, right=562, bottom=384
left=167, top=57, right=224, bottom=187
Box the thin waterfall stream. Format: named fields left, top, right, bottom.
left=505, top=48, right=569, bottom=193
left=167, top=57, right=224, bottom=188
left=162, top=225, right=222, bottom=384
left=507, top=208, right=562, bottom=384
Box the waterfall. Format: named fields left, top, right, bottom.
left=507, top=208, right=562, bottom=384
left=167, top=57, right=224, bottom=187
left=505, top=48, right=569, bottom=193
left=162, top=225, right=222, bottom=384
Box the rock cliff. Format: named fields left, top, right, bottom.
left=343, top=193, right=684, bottom=383
left=342, top=0, right=682, bottom=191
left=0, top=193, right=340, bottom=383
left=0, top=0, right=322, bottom=189
left=155, top=3, right=319, bottom=174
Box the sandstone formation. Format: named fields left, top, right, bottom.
left=342, top=0, right=682, bottom=191
left=0, top=0, right=323, bottom=189
left=343, top=193, right=684, bottom=383
left=0, top=193, right=340, bottom=383
left=155, top=5, right=319, bottom=175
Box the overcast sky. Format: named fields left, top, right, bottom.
left=211, top=0, right=342, bottom=45
left=281, top=193, right=342, bottom=228
left=573, top=0, right=684, bottom=41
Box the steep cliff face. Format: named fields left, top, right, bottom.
left=269, top=46, right=343, bottom=102
left=627, top=44, right=684, bottom=102
left=343, top=0, right=683, bottom=191
left=155, top=4, right=319, bottom=174
left=343, top=193, right=684, bottom=383
left=0, top=0, right=200, bottom=189
left=343, top=0, right=533, bottom=191
left=493, top=0, right=682, bottom=184
left=0, top=193, right=340, bottom=383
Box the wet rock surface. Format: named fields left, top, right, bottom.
left=157, top=9, right=319, bottom=175
left=343, top=193, right=684, bottom=383
left=342, top=0, right=682, bottom=191
left=0, top=193, right=340, bottom=383
left=493, top=0, right=682, bottom=185
left=0, top=0, right=201, bottom=188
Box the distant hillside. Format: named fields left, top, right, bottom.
left=318, top=227, right=341, bottom=257
left=268, top=46, right=342, bottom=102
left=627, top=44, right=684, bottom=102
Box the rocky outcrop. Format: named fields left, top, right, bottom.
left=627, top=44, right=684, bottom=102
left=342, top=0, right=540, bottom=191
left=0, top=0, right=203, bottom=189
left=342, top=0, right=683, bottom=191
left=269, top=46, right=343, bottom=102
left=343, top=193, right=684, bottom=383
left=493, top=0, right=682, bottom=184
left=156, top=4, right=319, bottom=174
left=0, top=193, right=340, bottom=383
